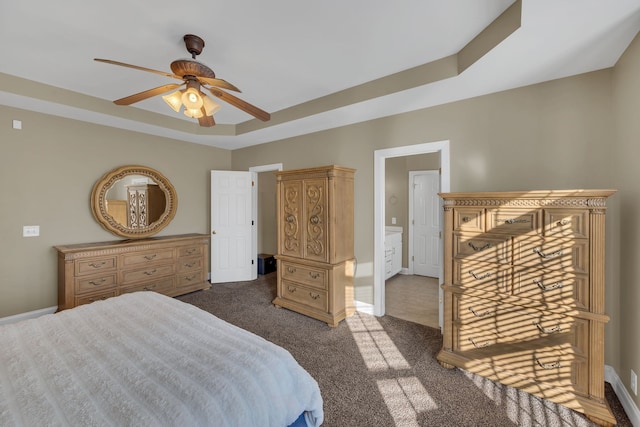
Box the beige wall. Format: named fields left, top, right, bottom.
left=257, top=170, right=278, bottom=255
left=0, top=107, right=231, bottom=317
left=612, top=31, right=640, bottom=408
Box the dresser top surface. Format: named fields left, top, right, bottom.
left=439, top=189, right=616, bottom=200
left=54, top=233, right=209, bottom=253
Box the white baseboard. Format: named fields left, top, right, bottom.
left=354, top=300, right=374, bottom=315
left=0, top=306, right=58, bottom=326
left=606, top=365, right=640, bottom=426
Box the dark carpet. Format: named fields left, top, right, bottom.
left=177, top=272, right=631, bottom=427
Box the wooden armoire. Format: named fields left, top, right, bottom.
left=437, top=190, right=616, bottom=426
left=272, top=165, right=356, bottom=327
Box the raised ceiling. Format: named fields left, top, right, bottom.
left=1, top=0, right=639, bottom=150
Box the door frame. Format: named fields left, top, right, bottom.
left=249, top=163, right=283, bottom=276
left=408, top=170, right=441, bottom=277
left=373, top=140, right=450, bottom=325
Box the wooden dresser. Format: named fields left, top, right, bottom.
left=55, top=234, right=210, bottom=311
left=437, top=190, right=616, bottom=426
left=272, top=166, right=355, bottom=327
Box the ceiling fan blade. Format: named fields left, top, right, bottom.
left=198, top=76, right=241, bottom=93
left=94, top=58, right=182, bottom=80
left=113, top=83, right=183, bottom=105
left=208, top=88, right=270, bottom=122
left=198, top=112, right=216, bottom=127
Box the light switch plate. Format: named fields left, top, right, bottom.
left=23, top=225, right=39, bottom=237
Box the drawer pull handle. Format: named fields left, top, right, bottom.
left=532, top=247, right=563, bottom=259
left=144, top=254, right=157, bottom=260
left=143, top=284, right=157, bottom=291
left=310, top=215, right=320, bottom=225
left=287, top=285, right=297, bottom=293
left=88, top=261, right=107, bottom=268
left=88, top=296, right=109, bottom=303
left=88, top=279, right=106, bottom=286
left=143, top=269, right=157, bottom=276
left=558, top=219, right=571, bottom=226
left=469, top=270, right=492, bottom=280
left=184, top=274, right=197, bottom=281
left=462, top=216, right=471, bottom=223
left=184, top=262, right=196, bottom=268
left=468, top=242, right=491, bottom=252
left=535, top=357, right=562, bottom=370
left=287, top=267, right=296, bottom=273
left=469, top=307, right=494, bottom=318
left=469, top=338, right=490, bottom=349
left=534, top=322, right=563, bottom=334
left=504, top=218, right=528, bottom=224
left=286, top=215, right=295, bottom=223
left=309, top=292, right=320, bottom=300
left=309, top=272, right=320, bottom=279
left=534, top=279, right=564, bottom=291
left=186, top=248, right=197, bottom=254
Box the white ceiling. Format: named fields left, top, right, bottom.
left=1, top=0, right=639, bottom=150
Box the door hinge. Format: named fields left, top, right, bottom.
left=439, top=231, right=442, bottom=238
left=252, top=180, right=255, bottom=187
left=252, top=220, right=254, bottom=225
left=251, top=259, right=254, bottom=265
left=412, top=256, right=414, bottom=261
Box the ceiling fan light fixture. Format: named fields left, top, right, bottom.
left=181, top=81, right=203, bottom=110
left=202, top=94, right=221, bottom=116
left=184, top=107, right=204, bottom=119
left=162, top=90, right=183, bottom=112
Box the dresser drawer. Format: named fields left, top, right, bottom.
left=121, top=264, right=174, bottom=284
left=513, top=268, right=589, bottom=308
left=281, top=280, right=328, bottom=311
left=453, top=208, right=485, bottom=233
left=543, top=209, right=589, bottom=238
left=177, top=270, right=205, bottom=287
left=120, top=276, right=175, bottom=294
left=75, top=273, right=117, bottom=294
left=453, top=261, right=511, bottom=293
left=122, top=249, right=174, bottom=267
left=486, top=208, right=540, bottom=235
left=75, top=256, right=117, bottom=276
left=75, top=290, right=118, bottom=306
left=454, top=233, right=511, bottom=264
left=281, top=261, right=327, bottom=290
left=514, top=237, right=588, bottom=273
left=178, top=257, right=203, bottom=272
left=178, top=245, right=203, bottom=258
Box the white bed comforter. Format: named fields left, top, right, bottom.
left=0, top=292, right=323, bottom=427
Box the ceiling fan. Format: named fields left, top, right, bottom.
left=94, top=34, right=270, bottom=127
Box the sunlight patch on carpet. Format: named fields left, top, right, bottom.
left=346, top=313, right=410, bottom=372
left=377, top=377, right=437, bottom=427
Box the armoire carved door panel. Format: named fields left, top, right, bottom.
left=304, top=179, right=329, bottom=263
left=281, top=180, right=303, bottom=258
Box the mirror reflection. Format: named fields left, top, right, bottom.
left=105, top=175, right=167, bottom=228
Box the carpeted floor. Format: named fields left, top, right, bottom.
left=177, top=273, right=631, bottom=427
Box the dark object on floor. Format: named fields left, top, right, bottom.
left=257, top=253, right=276, bottom=275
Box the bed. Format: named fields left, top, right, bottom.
left=0, top=292, right=323, bottom=427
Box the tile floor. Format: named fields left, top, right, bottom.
left=385, top=274, right=440, bottom=329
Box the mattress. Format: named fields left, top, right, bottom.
left=0, top=292, right=323, bottom=427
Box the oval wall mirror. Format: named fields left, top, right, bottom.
left=91, top=165, right=178, bottom=239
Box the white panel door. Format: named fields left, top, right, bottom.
left=211, top=170, right=256, bottom=283
left=412, top=171, right=441, bottom=277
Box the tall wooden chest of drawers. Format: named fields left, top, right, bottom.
left=272, top=166, right=356, bottom=327
left=55, top=234, right=210, bottom=311
left=437, top=190, right=616, bottom=426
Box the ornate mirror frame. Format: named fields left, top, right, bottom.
left=91, top=165, right=178, bottom=239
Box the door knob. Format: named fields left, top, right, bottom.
left=211, top=230, right=216, bottom=235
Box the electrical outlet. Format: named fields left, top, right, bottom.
left=632, top=370, right=638, bottom=396
left=22, top=225, right=39, bottom=237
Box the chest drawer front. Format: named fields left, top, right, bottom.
left=75, top=290, right=118, bottom=307
left=121, top=276, right=175, bottom=294
left=454, top=234, right=511, bottom=264
left=544, top=209, right=589, bottom=239
left=281, top=280, right=328, bottom=311
left=177, top=270, right=205, bottom=287
left=453, top=261, right=510, bottom=293
left=513, top=268, right=589, bottom=308
left=122, top=249, right=174, bottom=267
left=487, top=208, right=540, bottom=235
left=281, top=261, right=327, bottom=290
left=121, top=264, right=174, bottom=284
left=454, top=208, right=485, bottom=233
left=76, top=256, right=117, bottom=276
left=178, top=257, right=203, bottom=272
left=514, top=237, right=588, bottom=273
left=75, top=273, right=117, bottom=294
left=178, top=245, right=203, bottom=258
